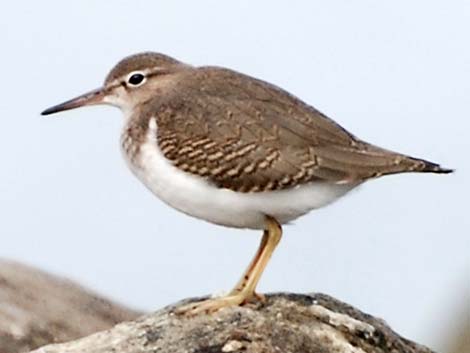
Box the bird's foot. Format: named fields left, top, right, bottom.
left=174, top=291, right=264, bottom=316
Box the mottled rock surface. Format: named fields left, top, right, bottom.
left=0, top=260, right=141, bottom=353
left=32, top=293, right=435, bottom=353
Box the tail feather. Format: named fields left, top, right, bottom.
left=407, top=157, right=454, bottom=174
left=356, top=142, right=454, bottom=176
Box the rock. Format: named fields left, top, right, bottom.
left=32, top=293, right=435, bottom=353
left=0, top=260, right=141, bottom=353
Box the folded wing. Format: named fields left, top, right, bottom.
left=147, top=67, right=451, bottom=192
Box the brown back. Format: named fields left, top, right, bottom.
left=130, top=65, right=451, bottom=192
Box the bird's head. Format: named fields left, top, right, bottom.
left=41, top=52, right=189, bottom=117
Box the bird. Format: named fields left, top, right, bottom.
left=42, top=52, right=452, bottom=315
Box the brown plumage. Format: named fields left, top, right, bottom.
left=115, top=54, right=451, bottom=193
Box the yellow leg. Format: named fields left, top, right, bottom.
left=175, top=216, right=282, bottom=316
left=229, top=229, right=269, bottom=296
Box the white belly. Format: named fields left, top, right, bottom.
left=123, top=121, right=359, bottom=230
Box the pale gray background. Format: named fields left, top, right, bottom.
left=1, top=1, right=468, bottom=351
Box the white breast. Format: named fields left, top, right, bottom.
left=123, top=118, right=359, bottom=230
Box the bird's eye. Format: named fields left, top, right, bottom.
left=127, top=72, right=146, bottom=86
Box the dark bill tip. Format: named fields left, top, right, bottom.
left=41, top=88, right=105, bottom=116
left=41, top=105, right=67, bottom=116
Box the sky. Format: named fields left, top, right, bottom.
left=1, top=1, right=469, bottom=352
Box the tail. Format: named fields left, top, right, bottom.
left=358, top=143, right=454, bottom=177
left=404, top=157, right=454, bottom=174
left=310, top=142, right=453, bottom=181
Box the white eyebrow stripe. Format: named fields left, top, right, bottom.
left=147, top=67, right=172, bottom=75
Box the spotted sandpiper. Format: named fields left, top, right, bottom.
left=42, top=52, right=452, bottom=315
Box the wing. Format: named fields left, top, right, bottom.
left=146, top=67, right=445, bottom=192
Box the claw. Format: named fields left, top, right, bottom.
left=174, top=293, right=249, bottom=316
